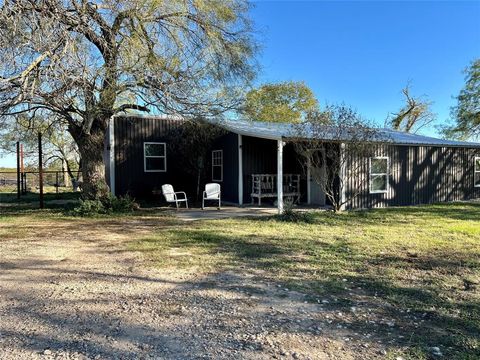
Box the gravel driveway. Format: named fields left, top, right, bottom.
left=0, top=217, right=383, bottom=359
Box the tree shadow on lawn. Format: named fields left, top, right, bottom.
left=136, top=224, right=480, bottom=359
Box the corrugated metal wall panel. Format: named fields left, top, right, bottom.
left=114, top=116, right=187, bottom=198
left=211, top=133, right=239, bottom=203
left=345, top=144, right=480, bottom=210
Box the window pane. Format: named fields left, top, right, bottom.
left=371, top=158, right=387, bottom=174
left=212, top=151, right=222, bottom=165
left=371, top=175, right=387, bottom=192
left=475, top=158, right=480, bottom=171
left=146, top=157, right=166, bottom=171
left=212, top=166, right=222, bottom=181
left=145, top=143, right=165, bottom=157
left=214, top=156, right=222, bottom=166
left=475, top=173, right=480, bottom=187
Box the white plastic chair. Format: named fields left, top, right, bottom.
left=162, top=184, right=188, bottom=210
left=202, top=183, right=221, bottom=210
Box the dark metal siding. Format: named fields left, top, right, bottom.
left=211, top=133, right=239, bottom=203
left=345, top=144, right=480, bottom=210
left=113, top=116, right=187, bottom=198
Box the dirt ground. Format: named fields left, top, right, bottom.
left=0, top=217, right=397, bottom=360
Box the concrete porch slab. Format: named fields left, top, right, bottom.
left=170, top=205, right=328, bottom=221
left=173, top=206, right=278, bottom=221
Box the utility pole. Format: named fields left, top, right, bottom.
left=38, top=132, right=44, bottom=209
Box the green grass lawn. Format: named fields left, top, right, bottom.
left=2, top=201, right=479, bottom=359
left=130, top=203, right=480, bottom=359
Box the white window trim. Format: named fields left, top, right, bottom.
left=369, top=156, right=389, bottom=194
left=144, top=142, right=167, bottom=173
left=212, top=149, right=223, bottom=182
left=475, top=156, right=480, bottom=188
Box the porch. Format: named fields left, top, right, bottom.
left=238, top=135, right=327, bottom=213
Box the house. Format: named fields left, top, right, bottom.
left=105, top=114, right=480, bottom=211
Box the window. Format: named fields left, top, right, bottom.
left=144, top=142, right=166, bottom=172
left=212, top=150, right=223, bottom=181
left=369, top=157, right=389, bottom=193
left=475, top=156, right=480, bottom=188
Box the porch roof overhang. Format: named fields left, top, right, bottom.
left=204, top=118, right=480, bottom=148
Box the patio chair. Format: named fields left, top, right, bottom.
left=202, top=183, right=221, bottom=210
left=161, top=184, right=188, bottom=210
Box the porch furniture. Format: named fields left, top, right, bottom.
left=162, top=184, right=188, bottom=210
left=202, top=183, right=221, bottom=210
left=251, top=174, right=300, bottom=205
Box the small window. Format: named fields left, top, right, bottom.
left=144, top=142, right=166, bottom=172
left=212, top=150, right=223, bottom=182
left=475, top=156, right=480, bottom=188
left=370, top=157, right=389, bottom=194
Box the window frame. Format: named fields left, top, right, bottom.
left=143, top=142, right=167, bottom=173
left=369, top=156, right=389, bottom=194
left=212, top=149, right=223, bottom=182
left=475, top=156, right=480, bottom=188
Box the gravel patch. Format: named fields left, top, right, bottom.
left=0, top=218, right=388, bottom=359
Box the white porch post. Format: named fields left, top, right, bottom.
left=277, top=139, right=285, bottom=214
left=238, top=134, right=243, bottom=205
left=307, top=156, right=311, bottom=205
left=109, top=116, right=115, bottom=196
left=339, top=142, right=346, bottom=211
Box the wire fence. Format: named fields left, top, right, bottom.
left=0, top=171, right=81, bottom=195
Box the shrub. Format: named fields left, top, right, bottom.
left=72, top=199, right=106, bottom=216
left=278, top=207, right=316, bottom=223
left=72, top=194, right=138, bottom=216
left=112, top=194, right=140, bottom=212
left=277, top=200, right=316, bottom=223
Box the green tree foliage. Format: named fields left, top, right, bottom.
left=244, top=81, right=318, bottom=123
left=0, top=0, right=257, bottom=200
left=445, top=59, right=480, bottom=139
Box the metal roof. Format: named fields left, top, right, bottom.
left=204, top=118, right=480, bottom=148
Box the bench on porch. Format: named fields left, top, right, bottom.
left=250, top=174, right=301, bottom=205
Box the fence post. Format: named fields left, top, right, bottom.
left=38, top=132, right=44, bottom=209
left=22, top=172, right=27, bottom=194
left=56, top=171, right=59, bottom=198
left=16, top=141, right=21, bottom=199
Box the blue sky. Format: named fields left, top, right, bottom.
left=250, top=0, right=480, bottom=133
left=1, top=0, right=479, bottom=167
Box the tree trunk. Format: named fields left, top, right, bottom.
left=76, top=129, right=109, bottom=200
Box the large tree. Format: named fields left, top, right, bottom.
left=0, top=0, right=257, bottom=199
left=444, top=59, right=480, bottom=139
left=387, top=84, right=436, bottom=134
left=243, top=81, right=318, bottom=123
